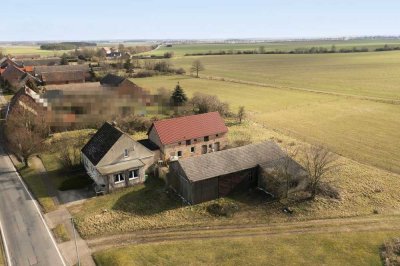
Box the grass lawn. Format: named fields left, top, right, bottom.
left=142, top=39, right=400, bottom=57
left=93, top=231, right=399, bottom=266
left=69, top=123, right=400, bottom=239
left=17, top=162, right=57, bottom=213
left=133, top=75, right=400, bottom=174
left=0, top=233, right=4, bottom=266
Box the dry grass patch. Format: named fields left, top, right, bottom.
left=52, top=224, right=70, bottom=243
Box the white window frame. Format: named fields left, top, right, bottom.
left=129, top=169, right=140, bottom=180
left=114, top=173, right=125, bottom=184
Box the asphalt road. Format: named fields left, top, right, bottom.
left=0, top=91, right=65, bottom=265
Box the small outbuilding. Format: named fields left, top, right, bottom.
left=168, top=141, right=307, bottom=204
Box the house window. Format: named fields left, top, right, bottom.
left=129, top=169, right=140, bottom=180
left=216, top=134, right=219, bottom=137
left=186, top=140, right=191, bottom=145
left=194, top=139, right=197, bottom=142
left=114, top=173, right=125, bottom=183
left=209, top=144, right=212, bottom=148
left=178, top=142, right=181, bottom=145
left=124, top=149, right=129, bottom=158
left=177, top=151, right=182, bottom=157
left=204, top=136, right=209, bottom=141
left=191, top=147, right=195, bottom=153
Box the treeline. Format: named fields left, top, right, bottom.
left=40, top=42, right=97, bottom=50
left=185, top=44, right=400, bottom=56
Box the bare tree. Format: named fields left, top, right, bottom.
left=190, top=60, right=204, bottom=78
left=237, top=106, right=246, bottom=124
left=5, top=106, right=48, bottom=167
left=301, top=146, right=339, bottom=200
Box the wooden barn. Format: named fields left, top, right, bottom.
left=168, top=141, right=306, bottom=204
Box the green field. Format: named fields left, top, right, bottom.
left=144, top=39, right=400, bottom=57
left=0, top=45, right=72, bottom=56
left=93, top=231, right=397, bottom=266
left=133, top=75, right=400, bottom=174
left=171, top=52, right=400, bottom=100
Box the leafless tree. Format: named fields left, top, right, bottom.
left=301, top=146, right=340, bottom=199
left=191, top=92, right=230, bottom=116
left=190, top=60, right=205, bottom=78
left=237, top=106, right=246, bottom=124
left=5, top=107, right=48, bottom=167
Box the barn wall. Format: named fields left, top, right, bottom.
left=191, top=178, right=219, bottom=204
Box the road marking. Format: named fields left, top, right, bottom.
left=5, top=154, right=67, bottom=266
left=0, top=213, right=12, bottom=266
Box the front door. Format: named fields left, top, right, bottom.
left=202, top=145, right=207, bottom=154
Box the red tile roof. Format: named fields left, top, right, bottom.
left=150, top=112, right=228, bottom=145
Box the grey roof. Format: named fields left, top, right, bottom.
left=173, top=141, right=293, bottom=182
left=100, top=74, right=125, bottom=86
left=81, top=122, right=123, bottom=165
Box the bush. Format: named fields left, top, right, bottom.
left=381, top=238, right=400, bottom=266
left=175, top=68, right=186, bottom=75
left=315, top=182, right=341, bottom=200
left=207, top=202, right=239, bottom=218
left=191, top=92, right=230, bottom=117
left=134, top=70, right=156, bottom=78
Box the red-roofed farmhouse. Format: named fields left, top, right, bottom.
left=148, top=112, right=228, bottom=161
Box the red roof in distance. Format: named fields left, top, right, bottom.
left=150, top=112, right=228, bottom=145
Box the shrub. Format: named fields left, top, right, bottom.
left=206, top=202, right=239, bottom=218
left=134, top=70, right=156, bottom=78
left=381, top=238, right=400, bottom=266
left=315, top=182, right=341, bottom=200
left=175, top=68, right=186, bottom=75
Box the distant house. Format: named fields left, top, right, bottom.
left=147, top=112, right=228, bottom=161
left=168, top=141, right=307, bottom=204
left=81, top=122, right=155, bottom=193
left=101, top=47, right=122, bottom=58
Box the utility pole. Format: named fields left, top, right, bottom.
left=71, top=218, right=80, bottom=266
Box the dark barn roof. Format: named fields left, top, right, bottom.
left=100, top=74, right=126, bottom=86
left=81, top=122, right=123, bottom=165
left=172, top=141, right=296, bottom=182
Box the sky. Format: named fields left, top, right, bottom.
left=1, top=0, right=400, bottom=41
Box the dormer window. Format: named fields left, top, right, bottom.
left=124, top=149, right=129, bottom=158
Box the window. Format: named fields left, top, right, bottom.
left=216, top=134, right=219, bottom=137
left=194, top=139, right=197, bottom=142
left=204, top=136, right=209, bottom=141
left=129, top=169, right=140, bottom=180
left=114, top=173, right=125, bottom=183
left=177, top=151, right=182, bottom=157
left=186, top=140, right=191, bottom=145
left=191, top=147, right=195, bottom=153
left=124, top=149, right=129, bottom=158
left=178, top=142, right=181, bottom=145
left=209, top=144, right=212, bottom=148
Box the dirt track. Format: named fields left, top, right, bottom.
left=87, top=214, right=400, bottom=252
